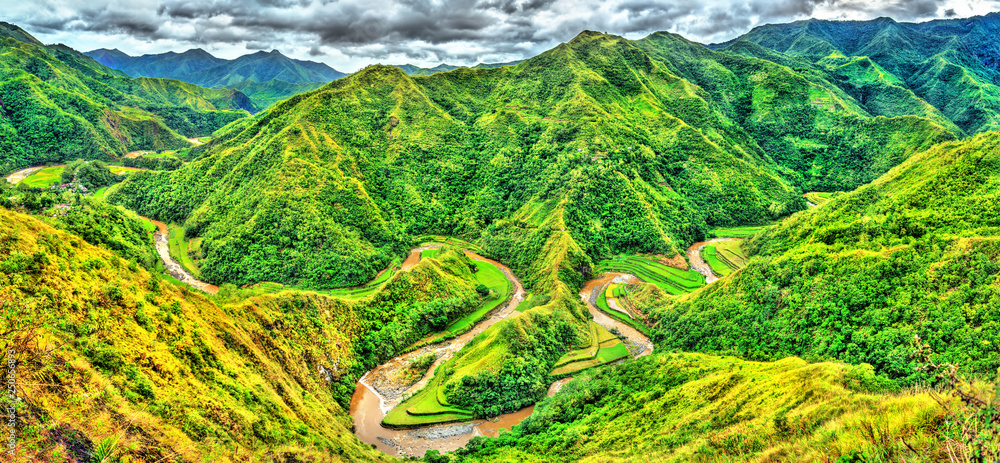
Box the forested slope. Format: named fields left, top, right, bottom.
left=650, top=132, right=1000, bottom=383
left=716, top=13, right=1000, bottom=135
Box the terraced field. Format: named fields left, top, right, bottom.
left=550, top=322, right=629, bottom=376
left=597, top=256, right=704, bottom=295
left=382, top=362, right=474, bottom=428
left=711, top=224, right=773, bottom=238
left=701, top=240, right=748, bottom=277
left=20, top=166, right=65, bottom=188
left=805, top=191, right=839, bottom=206
left=596, top=284, right=651, bottom=336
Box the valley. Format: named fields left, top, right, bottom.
left=3, top=10, right=1000, bottom=463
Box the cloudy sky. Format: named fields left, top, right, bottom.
left=6, top=0, right=1000, bottom=72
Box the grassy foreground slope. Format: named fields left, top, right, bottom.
left=651, top=132, right=1000, bottom=384
left=0, top=209, right=508, bottom=461
left=0, top=207, right=390, bottom=462
left=456, top=353, right=949, bottom=462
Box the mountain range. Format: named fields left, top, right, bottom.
left=85, top=48, right=523, bottom=109
left=4, top=11, right=1000, bottom=463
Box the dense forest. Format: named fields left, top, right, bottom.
left=648, top=132, right=1000, bottom=383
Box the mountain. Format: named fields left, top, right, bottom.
left=649, top=131, right=1000, bottom=383
left=393, top=60, right=523, bottom=76
left=714, top=13, right=1000, bottom=134
left=86, top=48, right=347, bottom=109
left=107, top=29, right=960, bottom=419
left=0, top=22, right=251, bottom=174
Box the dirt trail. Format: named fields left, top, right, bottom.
left=686, top=238, right=740, bottom=284
left=579, top=273, right=653, bottom=358
left=148, top=219, right=218, bottom=294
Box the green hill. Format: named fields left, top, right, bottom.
left=650, top=132, right=1000, bottom=384
left=454, top=353, right=949, bottom=462
left=0, top=22, right=250, bottom=174
left=715, top=14, right=1000, bottom=135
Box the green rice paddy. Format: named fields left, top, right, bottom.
left=597, top=256, right=704, bottom=295
left=702, top=240, right=748, bottom=277
left=550, top=322, right=630, bottom=377
left=20, top=166, right=65, bottom=188
left=711, top=224, right=773, bottom=238
left=382, top=362, right=474, bottom=428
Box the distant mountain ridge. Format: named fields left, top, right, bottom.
left=713, top=12, right=1000, bottom=134
left=85, top=48, right=347, bottom=109
left=393, top=60, right=523, bottom=76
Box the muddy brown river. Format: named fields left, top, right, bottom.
left=348, top=246, right=654, bottom=457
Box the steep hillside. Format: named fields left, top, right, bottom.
left=716, top=14, right=1000, bottom=134
left=0, top=207, right=389, bottom=462
left=0, top=206, right=509, bottom=461
left=650, top=132, right=1000, bottom=383
left=0, top=22, right=250, bottom=174
left=455, top=353, right=949, bottom=462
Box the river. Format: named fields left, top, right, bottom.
left=686, top=238, right=740, bottom=284
left=148, top=219, right=219, bottom=294
left=348, top=245, right=655, bottom=457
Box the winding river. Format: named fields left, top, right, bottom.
left=686, top=238, right=740, bottom=284
left=348, top=245, right=655, bottom=457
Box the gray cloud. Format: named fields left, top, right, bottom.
left=3, top=0, right=988, bottom=71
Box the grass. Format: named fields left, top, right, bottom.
left=420, top=248, right=439, bottom=259
left=108, top=165, right=143, bottom=175
left=711, top=224, right=774, bottom=238
left=702, top=240, right=748, bottom=277
left=597, top=256, right=705, bottom=295
left=92, top=183, right=122, bottom=200
left=166, top=224, right=201, bottom=277
left=21, top=166, right=65, bottom=188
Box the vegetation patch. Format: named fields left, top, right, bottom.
left=701, top=240, right=747, bottom=277
left=597, top=256, right=704, bottom=295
